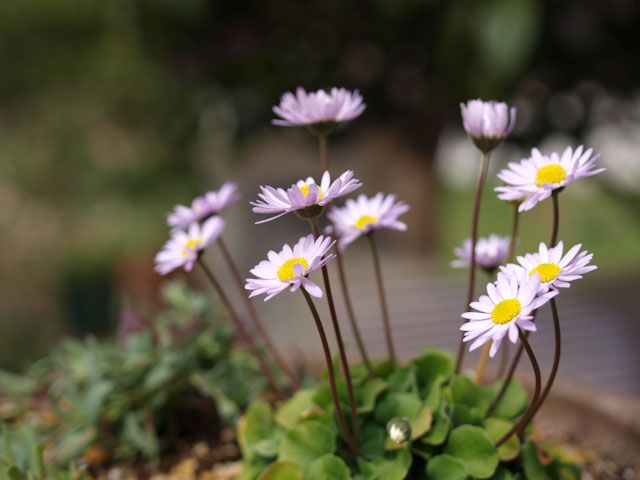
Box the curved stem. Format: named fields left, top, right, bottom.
left=455, top=151, right=491, bottom=373
left=197, top=259, right=285, bottom=397
left=217, top=237, right=300, bottom=389
left=300, top=289, right=361, bottom=458
left=309, top=217, right=361, bottom=440
left=550, top=191, right=560, bottom=247
left=475, top=205, right=520, bottom=384
left=366, top=233, right=397, bottom=365
left=495, top=329, right=541, bottom=448
left=487, top=334, right=526, bottom=414
left=528, top=298, right=562, bottom=422
left=334, top=246, right=374, bottom=375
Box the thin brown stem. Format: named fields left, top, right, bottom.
left=495, top=329, right=541, bottom=448
left=334, top=246, right=374, bottom=375
left=300, top=289, right=361, bottom=458
left=217, top=237, right=300, bottom=389
left=309, top=217, right=361, bottom=440
left=197, top=259, right=285, bottom=397
left=456, top=151, right=491, bottom=373
left=487, top=333, right=526, bottom=414
left=366, top=234, right=397, bottom=365
left=528, top=298, right=561, bottom=423
left=550, top=191, right=560, bottom=247
left=506, top=205, right=520, bottom=261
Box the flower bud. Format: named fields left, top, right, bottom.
left=387, top=417, right=412, bottom=445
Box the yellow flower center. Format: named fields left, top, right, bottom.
left=530, top=263, right=561, bottom=283
left=491, top=299, right=521, bottom=325
left=298, top=183, right=324, bottom=200
left=354, top=215, right=378, bottom=230
left=277, top=257, right=309, bottom=281
left=535, top=164, right=567, bottom=187
left=182, top=237, right=203, bottom=256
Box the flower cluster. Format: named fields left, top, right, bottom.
left=155, top=182, right=240, bottom=274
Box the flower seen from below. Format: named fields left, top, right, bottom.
left=155, top=216, right=226, bottom=275
left=460, top=99, right=516, bottom=152
left=460, top=269, right=557, bottom=357
left=451, top=234, right=511, bottom=272
left=496, top=145, right=605, bottom=212
left=328, top=193, right=409, bottom=249
left=251, top=171, right=362, bottom=223
left=167, top=182, right=240, bottom=231
left=245, top=234, right=336, bottom=301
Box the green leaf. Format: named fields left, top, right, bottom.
left=490, top=467, right=519, bottom=480
left=483, top=418, right=521, bottom=461
left=450, top=375, right=489, bottom=426
left=238, top=401, right=277, bottom=459
left=55, top=427, right=97, bottom=464
left=374, top=393, right=422, bottom=424
left=486, top=380, right=528, bottom=420
left=277, top=419, right=336, bottom=469
left=275, top=389, right=316, bottom=428
left=426, top=454, right=468, bottom=480
left=304, top=454, right=350, bottom=480
left=521, top=442, right=551, bottom=480
left=257, top=461, right=303, bottom=480
left=123, top=414, right=159, bottom=460
left=421, top=407, right=452, bottom=446
left=357, top=378, right=388, bottom=414
left=360, top=423, right=386, bottom=458
left=386, top=366, right=417, bottom=394
left=358, top=449, right=412, bottom=480
left=82, top=380, right=113, bottom=424
left=445, top=425, right=499, bottom=479
left=412, top=349, right=454, bottom=394
left=410, top=405, right=433, bottom=440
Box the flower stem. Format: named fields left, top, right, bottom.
left=334, top=246, right=374, bottom=375
left=475, top=205, right=520, bottom=384
left=488, top=193, right=560, bottom=410
left=309, top=217, right=361, bottom=440
left=300, top=288, right=362, bottom=458
left=455, top=151, right=491, bottom=373
left=197, top=259, right=285, bottom=398
left=366, top=233, right=397, bottom=366
left=318, top=134, right=329, bottom=174
left=528, top=298, right=562, bottom=423
left=494, top=328, right=541, bottom=448
left=217, top=237, right=300, bottom=389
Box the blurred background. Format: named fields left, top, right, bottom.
left=1, top=0, right=639, bottom=393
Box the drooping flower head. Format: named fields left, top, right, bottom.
left=273, top=87, right=366, bottom=134
left=251, top=170, right=362, bottom=223
left=328, top=193, right=409, bottom=250
left=154, top=216, right=226, bottom=275
left=245, top=235, right=336, bottom=301
left=451, top=234, right=511, bottom=273
left=167, top=182, right=240, bottom=231
left=501, top=241, right=597, bottom=292
left=460, top=99, right=516, bottom=153
left=460, top=269, right=557, bottom=357
left=496, top=145, right=605, bottom=212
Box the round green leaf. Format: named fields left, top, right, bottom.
left=521, top=441, right=552, bottom=480
left=305, top=454, right=350, bottom=480
left=484, top=418, right=521, bottom=461
left=239, top=400, right=276, bottom=457
left=444, top=425, right=499, bottom=479
left=275, top=389, right=316, bottom=428
left=412, top=349, right=454, bottom=393
left=359, top=449, right=412, bottom=480
left=486, top=380, right=528, bottom=419
left=374, top=392, right=422, bottom=424
left=411, top=405, right=433, bottom=439
left=277, top=419, right=336, bottom=469
left=257, top=461, right=303, bottom=480
left=421, top=407, right=452, bottom=446
left=426, top=454, right=468, bottom=480
left=357, top=378, right=388, bottom=414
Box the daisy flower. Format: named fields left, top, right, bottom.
left=154, top=216, right=226, bottom=275
left=167, top=182, right=240, bottom=231
left=272, top=87, right=366, bottom=131
left=502, top=241, right=597, bottom=291
left=245, top=234, right=336, bottom=301
left=496, top=145, right=605, bottom=212
left=327, top=193, right=409, bottom=249
left=251, top=170, right=362, bottom=223
left=460, top=269, right=558, bottom=357
left=451, top=234, right=511, bottom=272
left=460, top=99, right=516, bottom=152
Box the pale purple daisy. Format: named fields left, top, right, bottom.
left=245, top=235, right=336, bottom=301
left=451, top=234, right=511, bottom=272
left=154, top=216, right=226, bottom=275
left=167, top=181, right=240, bottom=231
left=501, top=241, right=597, bottom=291
left=272, top=87, right=366, bottom=129
left=496, top=145, right=605, bottom=212
left=251, top=170, right=362, bottom=223
left=460, top=269, right=558, bottom=357
left=460, top=99, right=516, bottom=152
left=327, top=193, right=409, bottom=250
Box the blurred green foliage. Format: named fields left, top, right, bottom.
left=0, top=282, right=270, bottom=464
